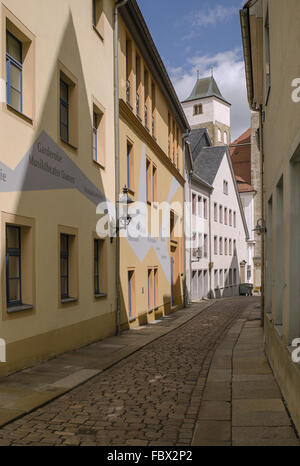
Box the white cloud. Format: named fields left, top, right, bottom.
left=187, top=4, right=237, bottom=28
left=169, top=48, right=250, bottom=141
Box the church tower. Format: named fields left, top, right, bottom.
left=181, top=74, right=231, bottom=146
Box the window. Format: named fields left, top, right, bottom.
left=229, top=209, right=232, bottom=226
left=128, top=270, right=135, bottom=318
left=218, top=128, right=222, bottom=142
left=234, top=211, right=236, bottom=227
left=214, top=236, right=218, bottom=255
left=203, top=198, right=208, bottom=219
left=6, top=31, right=22, bottom=112
left=59, top=66, right=78, bottom=148
left=60, top=234, right=69, bottom=299
left=59, top=228, right=78, bottom=302
left=152, top=165, right=157, bottom=203
left=146, top=158, right=151, bottom=202
left=92, top=102, right=104, bottom=166
left=229, top=239, right=232, bottom=256
left=219, top=270, right=223, bottom=288
left=193, top=104, right=203, bottom=115
left=92, top=0, right=104, bottom=37
left=144, top=68, right=149, bottom=127
left=219, top=237, right=223, bottom=255
left=225, top=238, right=228, bottom=255
left=60, top=79, right=69, bottom=143
left=224, top=269, right=228, bottom=287
left=224, top=207, right=228, bottom=225
left=136, top=54, right=141, bottom=116
left=126, top=38, right=132, bottom=104
left=204, top=234, right=208, bottom=258
left=94, top=239, right=100, bottom=295
left=214, top=270, right=218, bottom=289
left=192, top=233, right=197, bottom=258
left=198, top=233, right=203, bottom=259
left=151, top=81, right=156, bottom=137
left=168, top=113, right=171, bottom=157
left=170, top=211, right=178, bottom=241
left=219, top=205, right=223, bottom=223
left=172, top=119, right=176, bottom=164
left=192, top=194, right=196, bottom=216
left=214, top=203, right=218, bottom=222
left=234, top=239, right=236, bottom=256
left=3, top=214, right=35, bottom=313
left=224, top=132, right=228, bottom=145
left=127, top=141, right=134, bottom=191
left=229, top=269, right=232, bottom=286
left=233, top=268, right=237, bottom=285
left=4, top=8, right=35, bottom=121
left=6, top=225, right=22, bottom=306
left=223, top=180, right=228, bottom=195
left=198, top=196, right=202, bottom=217
left=92, top=111, right=99, bottom=162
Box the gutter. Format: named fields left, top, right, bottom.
left=183, top=133, right=191, bottom=307
left=114, top=0, right=128, bottom=337
left=240, top=7, right=255, bottom=110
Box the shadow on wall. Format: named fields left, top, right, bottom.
left=212, top=246, right=244, bottom=299
left=119, top=273, right=183, bottom=331
left=1, top=10, right=116, bottom=372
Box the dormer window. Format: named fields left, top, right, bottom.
left=193, top=104, right=203, bottom=115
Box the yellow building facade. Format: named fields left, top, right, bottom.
left=0, top=0, right=117, bottom=376
left=117, top=2, right=190, bottom=327
left=241, top=0, right=300, bottom=433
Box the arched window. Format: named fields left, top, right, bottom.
left=224, top=131, right=228, bottom=144
left=218, top=128, right=222, bottom=142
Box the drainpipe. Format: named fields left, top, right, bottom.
left=259, top=105, right=265, bottom=327
left=114, top=0, right=128, bottom=336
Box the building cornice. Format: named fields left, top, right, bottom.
left=119, top=99, right=185, bottom=186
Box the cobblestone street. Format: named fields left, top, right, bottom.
left=0, top=297, right=298, bottom=446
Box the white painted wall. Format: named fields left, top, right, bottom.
left=182, top=97, right=214, bottom=127
left=210, top=153, right=248, bottom=297
left=213, top=99, right=231, bottom=127
left=182, top=96, right=230, bottom=128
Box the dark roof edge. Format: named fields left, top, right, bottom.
left=121, top=1, right=190, bottom=132
left=182, top=94, right=231, bottom=107
left=191, top=173, right=213, bottom=191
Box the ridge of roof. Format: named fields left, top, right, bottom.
left=182, top=76, right=231, bottom=106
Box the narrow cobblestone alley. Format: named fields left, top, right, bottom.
left=0, top=297, right=298, bottom=446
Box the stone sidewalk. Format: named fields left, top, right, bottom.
left=192, top=305, right=300, bottom=446
left=0, top=301, right=215, bottom=429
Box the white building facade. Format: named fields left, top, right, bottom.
left=184, top=132, right=249, bottom=303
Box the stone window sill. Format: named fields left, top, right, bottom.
left=95, top=293, right=107, bottom=299
left=61, top=297, right=78, bottom=304
left=60, top=138, right=78, bottom=151
left=7, top=304, right=33, bottom=314
left=7, top=104, right=33, bottom=125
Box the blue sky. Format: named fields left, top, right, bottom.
left=136, top=0, right=250, bottom=140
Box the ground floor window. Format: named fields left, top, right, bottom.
left=94, top=239, right=100, bottom=295
left=60, top=234, right=69, bottom=299
left=6, top=225, right=22, bottom=306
